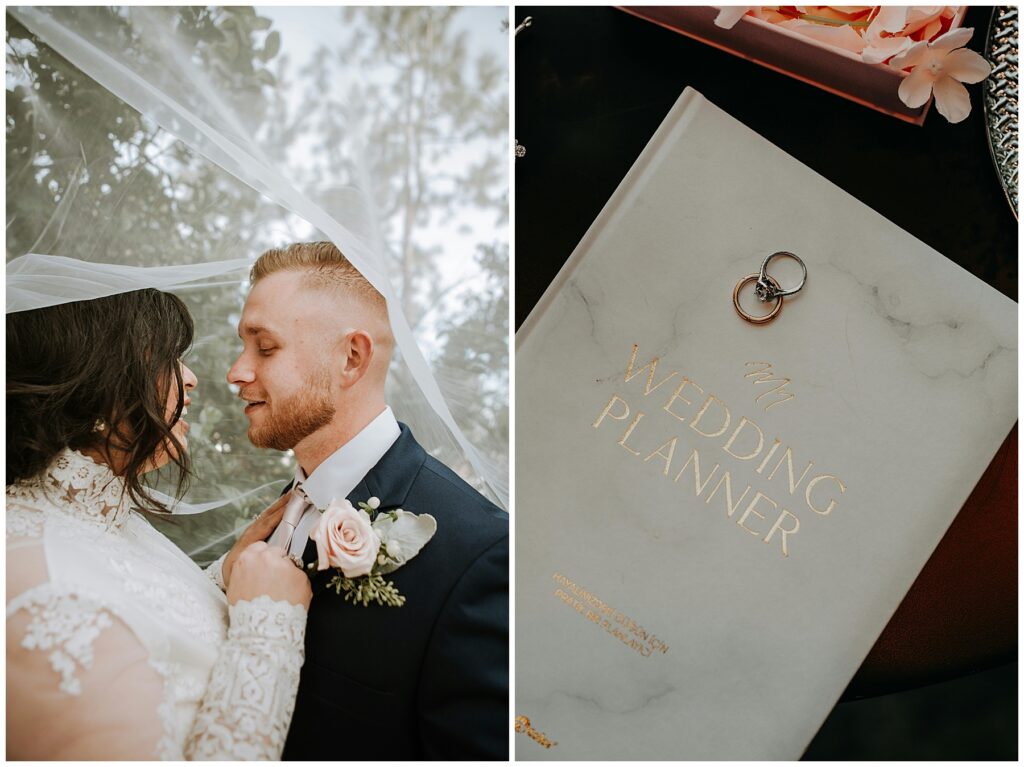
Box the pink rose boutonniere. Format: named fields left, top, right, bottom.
left=309, top=497, right=437, bottom=607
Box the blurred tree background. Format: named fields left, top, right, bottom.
left=6, top=6, right=509, bottom=563
left=290, top=7, right=509, bottom=479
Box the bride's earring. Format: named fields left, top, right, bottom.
left=92, top=418, right=106, bottom=433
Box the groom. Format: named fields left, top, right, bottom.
left=225, top=242, right=508, bottom=759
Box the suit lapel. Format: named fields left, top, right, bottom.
left=345, top=424, right=425, bottom=511
left=301, top=424, right=426, bottom=569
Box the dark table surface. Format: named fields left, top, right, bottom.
left=514, top=6, right=1017, bottom=760
left=515, top=6, right=1016, bottom=328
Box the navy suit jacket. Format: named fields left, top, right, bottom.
left=281, top=425, right=509, bottom=760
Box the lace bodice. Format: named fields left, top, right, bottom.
left=6, top=449, right=307, bottom=760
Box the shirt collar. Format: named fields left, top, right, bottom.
left=295, top=406, right=401, bottom=509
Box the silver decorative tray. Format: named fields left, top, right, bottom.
left=983, top=7, right=1018, bottom=219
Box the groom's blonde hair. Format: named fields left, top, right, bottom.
left=251, top=241, right=393, bottom=351
left=251, top=241, right=385, bottom=311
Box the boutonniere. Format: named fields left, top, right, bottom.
left=307, top=496, right=437, bottom=607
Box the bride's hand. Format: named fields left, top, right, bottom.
left=227, top=541, right=313, bottom=609
left=222, top=496, right=289, bottom=589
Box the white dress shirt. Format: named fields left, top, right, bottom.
left=287, top=406, right=401, bottom=558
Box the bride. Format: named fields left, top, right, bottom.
left=6, top=288, right=313, bottom=760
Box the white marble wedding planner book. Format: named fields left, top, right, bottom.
left=514, top=87, right=1017, bottom=760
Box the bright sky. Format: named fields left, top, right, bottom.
left=255, top=6, right=509, bottom=357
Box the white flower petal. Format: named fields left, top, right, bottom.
left=372, top=511, right=437, bottom=574
left=898, top=66, right=936, bottom=108
left=714, top=6, right=753, bottom=29
left=932, top=75, right=972, bottom=123
left=943, top=47, right=992, bottom=84
left=890, top=39, right=928, bottom=70
left=929, top=26, right=974, bottom=55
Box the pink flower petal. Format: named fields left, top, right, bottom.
left=862, top=35, right=912, bottom=65
left=752, top=7, right=789, bottom=23
left=808, top=6, right=872, bottom=19
left=943, top=47, right=992, bottom=84
left=920, top=18, right=943, bottom=40
left=890, top=39, right=928, bottom=70
left=929, top=26, right=974, bottom=55
left=903, top=6, right=945, bottom=36
left=776, top=19, right=866, bottom=53
left=897, top=66, right=936, bottom=109
left=932, top=75, right=972, bottom=123
left=872, top=5, right=910, bottom=34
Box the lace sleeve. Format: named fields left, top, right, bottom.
left=8, top=539, right=306, bottom=761
left=183, top=595, right=307, bottom=760
left=7, top=514, right=171, bottom=759
left=204, top=552, right=228, bottom=593
left=7, top=583, right=169, bottom=759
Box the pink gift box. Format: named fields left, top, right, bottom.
left=620, top=6, right=968, bottom=125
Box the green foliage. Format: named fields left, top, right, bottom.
left=6, top=8, right=282, bottom=265
left=327, top=571, right=406, bottom=608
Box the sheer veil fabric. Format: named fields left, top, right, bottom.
left=6, top=7, right=509, bottom=561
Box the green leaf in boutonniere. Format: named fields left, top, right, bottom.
left=328, top=571, right=406, bottom=607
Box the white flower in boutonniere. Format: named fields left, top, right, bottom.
left=308, top=497, right=437, bottom=607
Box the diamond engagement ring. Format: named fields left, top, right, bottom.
left=734, top=251, right=807, bottom=325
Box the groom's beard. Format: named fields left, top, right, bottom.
left=246, top=367, right=336, bottom=451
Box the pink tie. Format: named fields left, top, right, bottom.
left=267, top=485, right=308, bottom=551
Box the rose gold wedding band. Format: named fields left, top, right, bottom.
left=733, top=273, right=783, bottom=325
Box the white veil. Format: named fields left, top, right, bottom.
left=6, top=6, right=509, bottom=564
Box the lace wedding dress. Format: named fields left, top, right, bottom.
left=6, top=449, right=307, bottom=760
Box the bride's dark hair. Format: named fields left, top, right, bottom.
left=6, top=289, right=194, bottom=511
